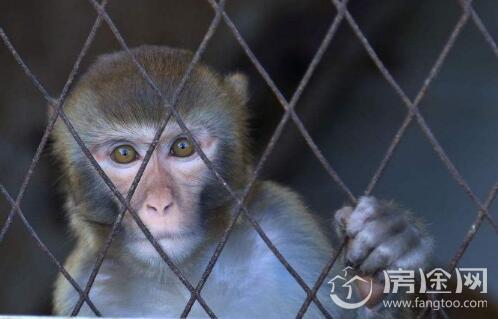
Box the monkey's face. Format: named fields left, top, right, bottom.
left=53, top=46, right=249, bottom=262
left=90, top=123, right=217, bottom=260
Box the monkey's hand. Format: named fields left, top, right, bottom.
left=334, top=196, right=433, bottom=309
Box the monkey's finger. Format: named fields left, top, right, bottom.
left=334, top=206, right=353, bottom=230
left=345, top=196, right=380, bottom=237
left=359, top=226, right=419, bottom=274
left=346, top=214, right=405, bottom=267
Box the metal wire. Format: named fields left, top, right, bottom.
left=0, top=0, right=497, bottom=318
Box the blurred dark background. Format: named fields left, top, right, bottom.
left=1, top=0, right=497, bottom=316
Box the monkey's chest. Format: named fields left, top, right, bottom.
left=88, top=267, right=197, bottom=317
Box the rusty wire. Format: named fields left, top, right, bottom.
left=0, top=0, right=497, bottom=318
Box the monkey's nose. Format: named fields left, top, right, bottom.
left=145, top=201, right=173, bottom=215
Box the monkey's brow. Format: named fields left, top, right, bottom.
left=98, top=127, right=208, bottom=147
left=97, top=138, right=142, bottom=148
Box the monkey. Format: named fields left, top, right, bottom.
left=51, top=45, right=433, bottom=318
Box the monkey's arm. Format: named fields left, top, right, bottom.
left=251, top=185, right=432, bottom=318
left=53, top=242, right=97, bottom=316
left=334, top=196, right=433, bottom=318
left=237, top=181, right=343, bottom=318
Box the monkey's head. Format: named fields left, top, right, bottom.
left=52, top=45, right=250, bottom=262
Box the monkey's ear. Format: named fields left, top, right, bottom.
left=225, top=72, right=249, bottom=103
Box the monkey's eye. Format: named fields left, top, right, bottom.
left=111, top=145, right=138, bottom=164
left=170, top=137, right=195, bottom=157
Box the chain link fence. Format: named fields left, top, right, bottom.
left=0, top=0, right=497, bottom=317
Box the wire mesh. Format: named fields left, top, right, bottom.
left=0, top=0, right=497, bottom=318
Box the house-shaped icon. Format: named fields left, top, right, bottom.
left=328, top=268, right=368, bottom=300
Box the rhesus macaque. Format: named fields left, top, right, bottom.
left=52, top=46, right=432, bottom=318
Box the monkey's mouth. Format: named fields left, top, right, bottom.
left=128, top=229, right=202, bottom=262
left=135, top=230, right=197, bottom=241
